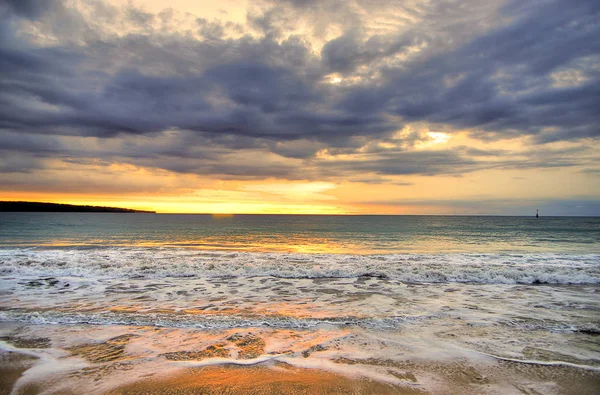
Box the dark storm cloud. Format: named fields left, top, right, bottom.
left=0, top=0, right=599, bottom=181
left=0, top=0, right=58, bottom=19
left=321, top=149, right=479, bottom=177
left=372, top=0, right=600, bottom=141
left=314, top=143, right=598, bottom=180
left=321, top=30, right=421, bottom=74
left=0, top=131, right=64, bottom=155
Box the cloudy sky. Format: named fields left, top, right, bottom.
left=0, top=0, right=599, bottom=214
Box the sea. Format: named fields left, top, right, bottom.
left=1, top=213, right=599, bottom=393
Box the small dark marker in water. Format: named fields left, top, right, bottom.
left=536, top=209, right=539, bottom=218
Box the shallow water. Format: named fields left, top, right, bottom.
left=0, top=214, right=599, bottom=393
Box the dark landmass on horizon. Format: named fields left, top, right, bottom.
left=0, top=201, right=155, bottom=213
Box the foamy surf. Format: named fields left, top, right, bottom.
left=1, top=248, right=598, bottom=284
left=1, top=215, right=600, bottom=394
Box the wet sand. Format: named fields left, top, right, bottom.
left=0, top=352, right=38, bottom=395
left=3, top=349, right=599, bottom=395
left=2, top=323, right=600, bottom=395
left=107, top=363, right=417, bottom=395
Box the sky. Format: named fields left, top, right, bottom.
left=0, top=0, right=599, bottom=215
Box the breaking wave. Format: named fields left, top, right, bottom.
left=1, top=248, right=598, bottom=284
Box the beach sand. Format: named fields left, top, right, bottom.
left=107, top=363, right=416, bottom=395
left=2, top=325, right=600, bottom=395
left=0, top=352, right=38, bottom=395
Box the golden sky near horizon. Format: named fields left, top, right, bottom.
left=1, top=0, right=599, bottom=215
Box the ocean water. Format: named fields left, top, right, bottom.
left=1, top=213, right=599, bottom=393
left=2, top=213, right=600, bottom=253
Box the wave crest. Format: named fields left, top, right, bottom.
left=1, top=248, right=599, bottom=285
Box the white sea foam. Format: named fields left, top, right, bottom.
left=0, top=310, right=433, bottom=330
left=0, top=248, right=598, bottom=284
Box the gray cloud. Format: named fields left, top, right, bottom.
left=0, top=0, right=599, bottom=184
left=320, top=149, right=478, bottom=177
left=374, top=0, right=600, bottom=141
left=0, top=0, right=58, bottom=19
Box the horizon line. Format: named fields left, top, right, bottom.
left=2, top=200, right=597, bottom=217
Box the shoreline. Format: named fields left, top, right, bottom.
left=2, top=323, right=600, bottom=395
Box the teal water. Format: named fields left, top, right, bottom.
left=1, top=213, right=599, bottom=393
left=1, top=213, right=599, bottom=253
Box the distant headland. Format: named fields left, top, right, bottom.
left=0, top=201, right=155, bottom=213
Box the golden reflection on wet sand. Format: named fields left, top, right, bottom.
left=107, top=363, right=417, bottom=395
left=104, top=300, right=358, bottom=320
left=2, top=323, right=600, bottom=395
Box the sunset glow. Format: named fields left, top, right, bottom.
left=0, top=0, right=598, bottom=215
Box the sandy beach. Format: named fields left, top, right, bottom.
left=1, top=217, right=599, bottom=394
left=2, top=322, right=599, bottom=395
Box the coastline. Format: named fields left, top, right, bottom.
left=0, top=201, right=154, bottom=213
left=2, top=322, right=600, bottom=394
left=1, top=215, right=599, bottom=394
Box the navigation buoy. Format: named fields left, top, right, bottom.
left=536, top=209, right=539, bottom=218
